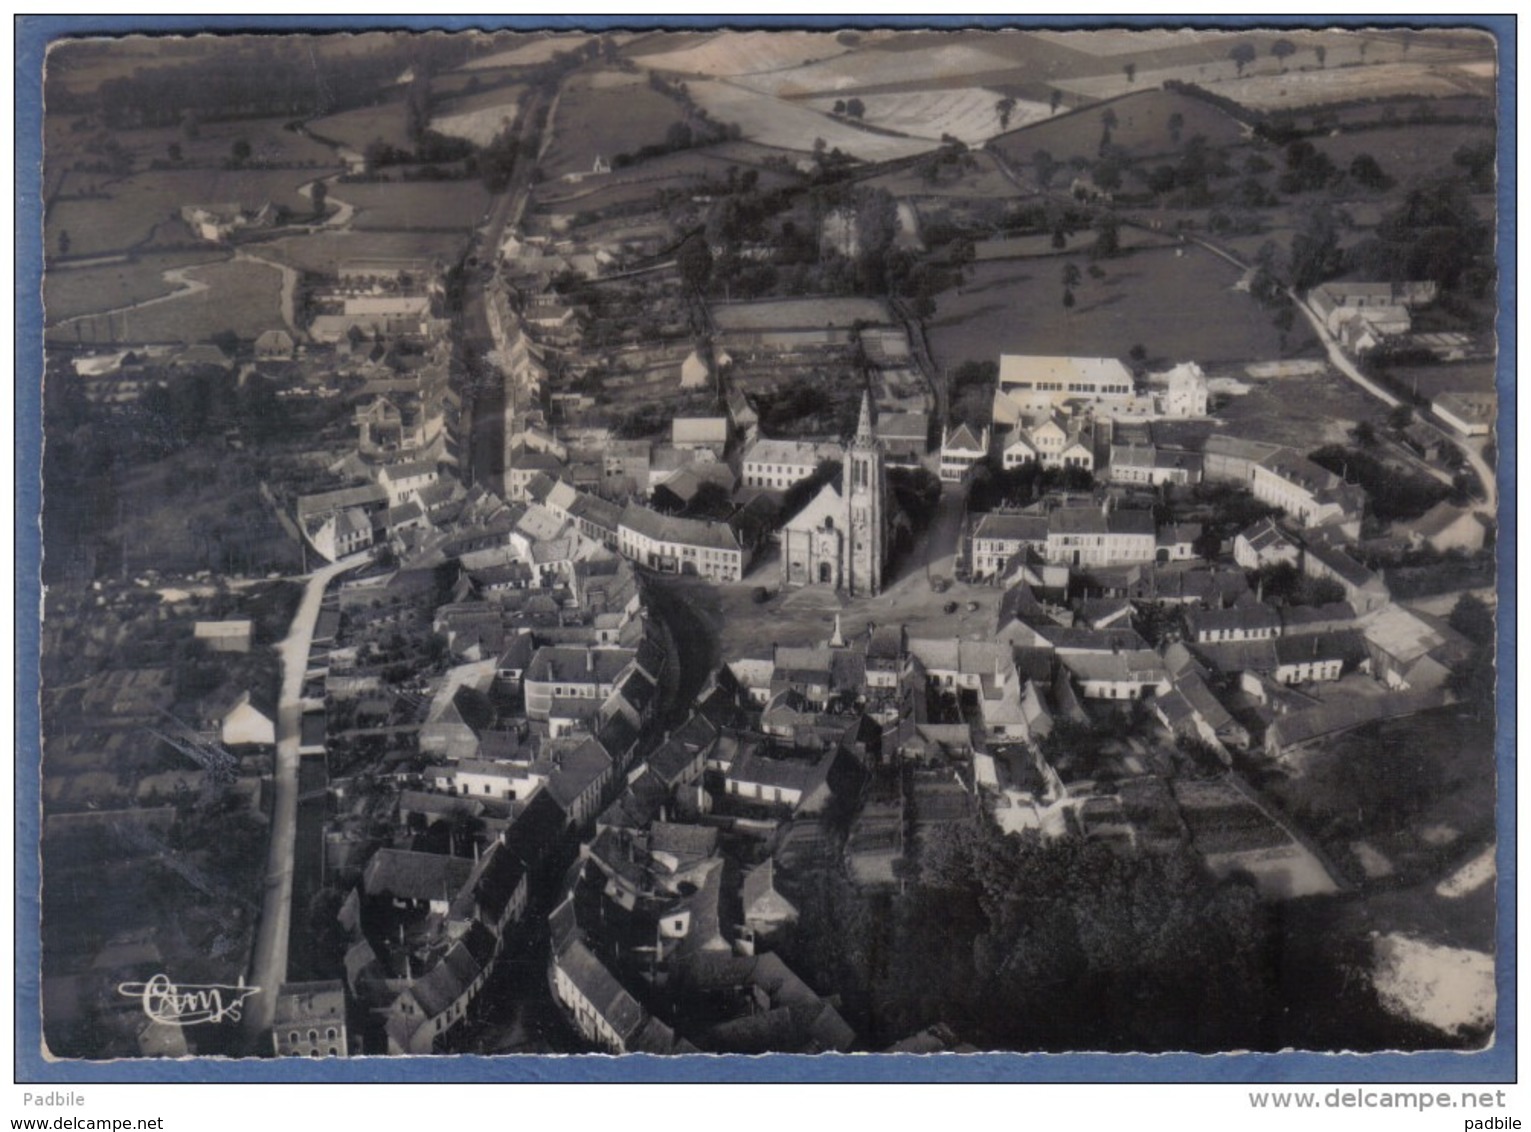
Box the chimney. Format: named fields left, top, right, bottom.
left=586, top=648, right=595, bottom=674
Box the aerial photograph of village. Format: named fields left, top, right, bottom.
left=30, top=21, right=1503, bottom=1066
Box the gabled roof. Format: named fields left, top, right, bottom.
left=555, top=939, right=645, bottom=1042
left=942, top=422, right=986, bottom=453
left=410, top=922, right=497, bottom=1019
left=363, top=849, right=475, bottom=904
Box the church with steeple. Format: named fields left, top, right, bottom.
left=779, top=391, right=891, bottom=596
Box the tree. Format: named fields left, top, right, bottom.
left=1049, top=89, right=1063, bottom=116
left=1388, top=403, right=1414, bottom=430
left=664, top=121, right=693, bottom=151
left=845, top=97, right=865, bottom=120
left=230, top=138, right=251, bottom=164
left=1090, top=211, right=1121, bottom=259
left=1352, top=420, right=1378, bottom=447
left=1286, top=204, right=1343, bottom=290
left=1448, top=594, right=1495, bottom=647
left=1349, top=153, right=1393, bottom=192
left=1123, top=62, right=1137, bottom=84
left=311, top=180, right=328, bottom=218
left=57, top=229, right=70, bottom=256
left=995, top=96, right=1017, bottom=130
left=1167, top=111, right=1184, bottom=145
left=1315, top=44, right=1327, bottom=68
left=1061, top=262, right=1081, bottom=290
left=1270, top=39, right=1297, bottom=69
left=1033, top=148, right=1058, bottom=190
left=1062, top=288, right=1075, bottom=309
left=676, top=234, right=713, bottom=291
left=1229, top=42, right=1257, bottom=77
left=833, top=99, right=846, bottom=114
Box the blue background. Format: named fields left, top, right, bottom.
left=13, top=13, right=1516, bottom=1084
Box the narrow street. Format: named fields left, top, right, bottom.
left=241, top=551, right=367, bottom=1049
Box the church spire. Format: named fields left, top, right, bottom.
left=855, top=389, right=875, bottom=446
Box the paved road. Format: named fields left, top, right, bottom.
left=242, top=552, right=367, bottom=1049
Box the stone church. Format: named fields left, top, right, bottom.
left=779, top=392, right=891, bottom=596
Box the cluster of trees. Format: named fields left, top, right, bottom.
left=1447, top=593, right=1496, bottom=715
left=786, top=822, right=1281, bottom=1051
left=1308, top=444, right=1449, bottom=521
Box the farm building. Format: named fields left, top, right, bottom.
left=193, top=619, right=253, bottom=653
left=219, top=689, right=277, bottom=747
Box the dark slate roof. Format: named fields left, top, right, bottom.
left=555, top=939, right=645, bottom=1042
left=411, top=922, right=496, bottom=1018
left=363, top=849, right=475, bottom=904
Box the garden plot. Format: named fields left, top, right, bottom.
left=629, top=29, right=852, bottom=76
left=687, top=81, right=932, bottom=161
left=737, top=39, right=1022, bottom=98
left=804, top=88, right=1051, bottom=146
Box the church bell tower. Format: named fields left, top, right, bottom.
left=845, top=390, right=888, bottom=596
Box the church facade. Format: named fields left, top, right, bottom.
left=780, top=392, right=891, bottom=596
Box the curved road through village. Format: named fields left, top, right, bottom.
left=242, top=551, right=368, bottom=1049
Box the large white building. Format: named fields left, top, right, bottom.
left=617, top=506, right=748, bottom=582
left=1044, top=504, right=1157, bottom=567
left=992, top=355, right=1136, bottom=423
left=740, top=438, right=841, bottom=490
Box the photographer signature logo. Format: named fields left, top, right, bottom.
left=117, top=974, right=261, bottom=1026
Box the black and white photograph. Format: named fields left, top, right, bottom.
left=21, top=17, right=1510, bottom=1082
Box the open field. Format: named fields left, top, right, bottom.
left=1213, top=61, right=1495, bottom=112
left=629, top=30, right=852, bottom=77
left=1216, top=370, right=1381, bottom=450
left=336, top=180, right=492, bottom=231
left=1043, top=30, right=1491, bottom=101
left=431, top=86, right=523, bottom=146
left=927, top=245, right=1317, bottom=373
left=1312, top=123, right=1497, bottom=188
left=688, top=80, right=932, bottom=161
left=462, top=33, right=596, bottom=70
left=804, top=88, right=1051, bottom=146
left=541, top=71, right=689, bottom=177
left=308, top=97, right=415, bottom=154
left=735, top=38, right=1024, bottom=98
left=259, top=229, right=471, bottom=275
left=47, top=116, right=340, bottom=179
left=43, top=249, right=228, bottom=325
left=1027, top=28, right=1238, bottom=57
left=46, top=166, right=315, bottom=260
left=45, top=257, right=284, bottom=345
left=992, top=87, right=1250, bottom=170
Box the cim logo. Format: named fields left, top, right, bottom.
left=116, top=974, right=261, bottom=1026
